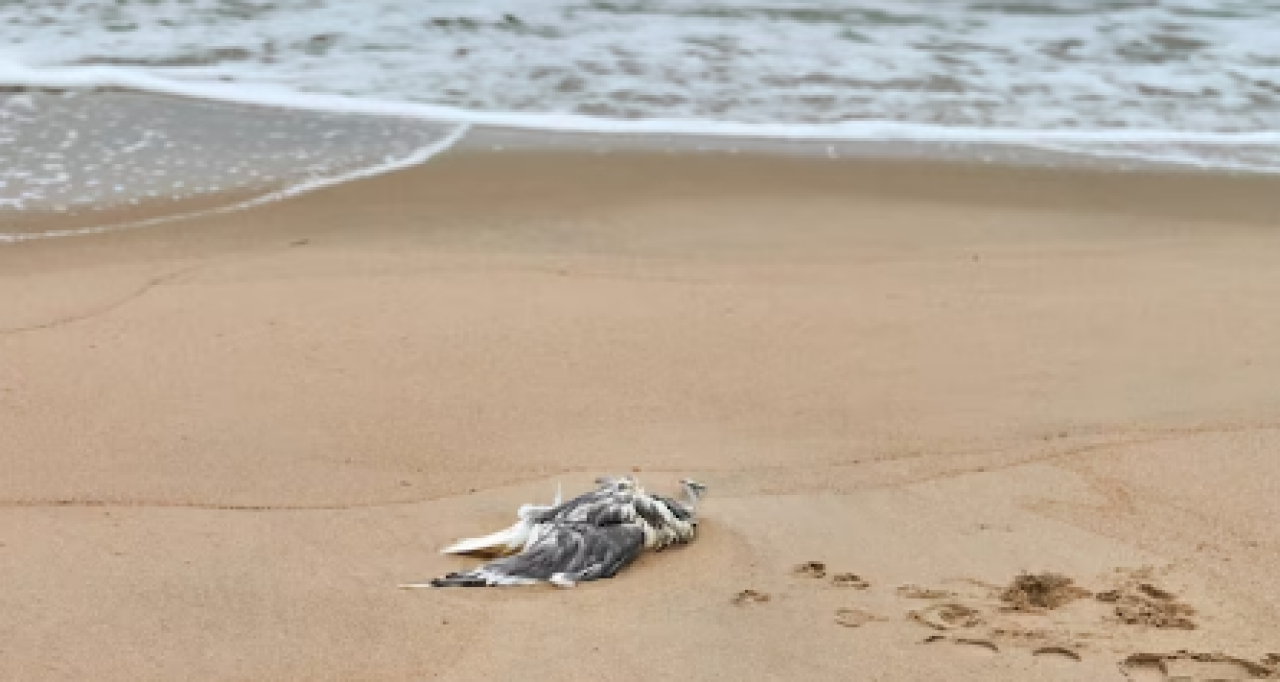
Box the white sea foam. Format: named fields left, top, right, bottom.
left=0, top=120, right=469, bottom=243
left=0, top=85, right=467, bottom=241
left=3, top=61, right=1278, bottom=146
left=3, top=0, right=1279, bottom=129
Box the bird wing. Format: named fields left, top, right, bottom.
left=414, top=478, right=659, bottom=588
left=526, top=483, right=638, bottom=525
left=424, top=522, right=645, bottom=588
left=439, top=483, right=570, bottom=556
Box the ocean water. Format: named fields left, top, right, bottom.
left=3, top=0, right=1280, bottom=238
left=0, top=89, right=461, bottom=236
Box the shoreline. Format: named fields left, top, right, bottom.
left=456, top=125, right=1276, bottom=174
left=8, top=141, right=1280, bottom=245
left=5, top=88, right=1279, bottom=244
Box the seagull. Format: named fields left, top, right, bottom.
left=401, top=476, right=707, bottom=588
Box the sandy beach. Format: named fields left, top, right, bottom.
left=3, top=149, right=1280, bottom=680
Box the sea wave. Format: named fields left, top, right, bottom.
left=5, top=62, right=1280, bottom=146
left=3, top=0, right=1279, bottom=131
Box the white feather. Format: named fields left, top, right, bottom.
left=440, top=484, right=565, bottom=556
left=440, top=517, right=535, bottom=556
left=549, top=573, right=578, bottom=588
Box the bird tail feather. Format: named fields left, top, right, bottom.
left=440, top=518, right=534, bottom=556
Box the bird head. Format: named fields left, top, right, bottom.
left=679, top=479, right=707, bottom=502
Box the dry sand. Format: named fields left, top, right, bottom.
left=2, top=151, right=1280, bottom=681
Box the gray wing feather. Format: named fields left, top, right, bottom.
left=532, top=488, right=629, bottom=523
left=431, top=522, right=644, bottom=587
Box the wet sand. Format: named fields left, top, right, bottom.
left=2, top=151, right=1280, bottom=681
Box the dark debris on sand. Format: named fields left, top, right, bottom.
left=1000, top=572, right=1090, bottom=611
left=1097, top=582, right=1197, bottom=630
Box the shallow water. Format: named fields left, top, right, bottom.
left=0, top=89, right=458, bottom=238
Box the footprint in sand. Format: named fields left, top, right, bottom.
left=834, top=607, right=883, bottom=628
left=1120, top=652, right=1276, bottom=681
left=732, top=589, right=771, bottom=606
left=793, top=561, right=827, bottom=579
left=831, top=572, right=870, bottom=589
left=1099, top=581, right=1198, bottom=630
left=925, top=637, right=1087, bottom=667
left=1032, top=646, right=1084, bottom=671
left=792, top=562, right=870, bottom=589
left=909, top=602, right=985, bottom=631
left=923, top=636, right=1001, bottom=659
left=897, top=584, right=956, bottom=600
